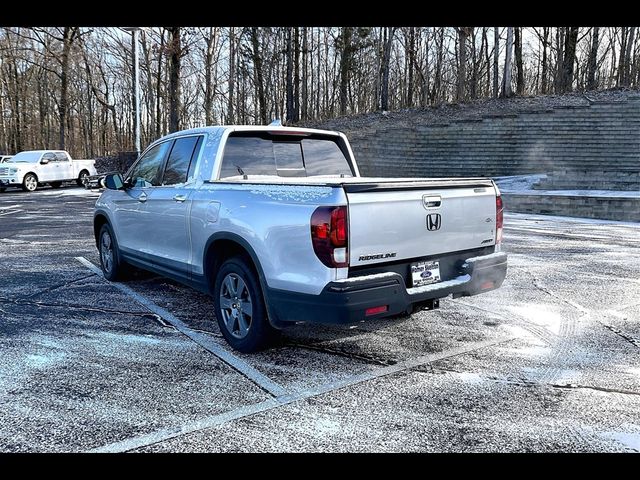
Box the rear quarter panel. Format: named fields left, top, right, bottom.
left=190, top=183, right=347, bottom=295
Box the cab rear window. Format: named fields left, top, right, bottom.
left=219, top=133, right=353, bottom=179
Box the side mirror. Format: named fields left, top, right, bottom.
left=104, top=173, right=125, bottom=190
left=40, top=158, right=50, bottom=165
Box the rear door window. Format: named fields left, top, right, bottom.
left=162, top=135, right=203, bottom=185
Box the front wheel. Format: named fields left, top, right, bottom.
left=77, top=170, right=89, bottom=187
left=213, top=256, right=275, bottom=352
left=98, top=223, right=127, bottom=281
left=22, top=173, right=38, bottom=192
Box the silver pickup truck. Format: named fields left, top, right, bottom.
left=94, top=126, right=507, bottom=352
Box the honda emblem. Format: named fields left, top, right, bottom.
left=426, top=214, right=441, bottom=231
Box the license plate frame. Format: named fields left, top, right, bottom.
left=410, top=260, right=441, bottom=287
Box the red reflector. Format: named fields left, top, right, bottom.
left=480, top=281, right=494, bottom=290
left=313, top=224, right=329, bottom=239
left=365, top=305, right=388, bottom=316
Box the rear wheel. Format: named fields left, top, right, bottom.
left=50, top=181, right=62, bottom=189
left=22, top=173, right=38, bottom=192
left=213, top=256, right=275, bottom=352
left=77, top=170, right=89, bottom=187
left=98, top=223, right=127, bottom=281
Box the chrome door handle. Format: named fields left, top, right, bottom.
left=138, top=192, right=147, bottom=203
left=173, top=194, right=187, bottom=202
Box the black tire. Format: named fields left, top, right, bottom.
left=213, top=256, right=275, bottom=352
left=50, top=181, right=62, bottom=188
left=98, top=223, right=128, bottom=281
left=77, top=170, right=89, bottom=187
left=22, top=173, right=38, bottom=192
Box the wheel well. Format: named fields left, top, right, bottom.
left=24, top=172, right=38, bottom=182
left=204, top=239, right=259, bottom=290
left=94, top=214, right=108, bottom=247
left=79, top=169, right=89, bottom=177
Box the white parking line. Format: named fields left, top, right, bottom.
left=89, top=335, right=515, bottom=453
left=75, top=256, right=288, bottom=398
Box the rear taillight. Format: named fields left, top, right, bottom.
left=311, top=206, right=349, bottom=268
left=496, top=194, right=504, bottom=244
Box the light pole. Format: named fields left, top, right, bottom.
left=123, top=27, right=141, bottom=155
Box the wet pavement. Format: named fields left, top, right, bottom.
left=1, top=186, right=639, bottom=452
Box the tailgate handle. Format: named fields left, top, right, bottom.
left=422, top=195, right=441, bottom=209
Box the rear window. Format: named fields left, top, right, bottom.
left=219, top=133, right=353, bottom=179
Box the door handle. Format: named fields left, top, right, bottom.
left=173, top=194, right=187, bottom=202
left=138, top=192, right=147, bottom=203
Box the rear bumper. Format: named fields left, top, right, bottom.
left=267, top=251, right=507, bottom=325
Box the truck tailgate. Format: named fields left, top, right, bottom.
left=345, top=180, right=497, bottom=266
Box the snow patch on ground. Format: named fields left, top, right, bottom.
left=507, top=304, right=564, bottom=335
left=602, top=430, right=640, bottom=452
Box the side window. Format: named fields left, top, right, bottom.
left=162, top=136, right=203, bottom=185
left=127, top=142, right=171, bottom=187
left=55, top=152, right=68, bottom=163
left=42, top=153, right=56, bottom=163
left=220, top=136, right=276, bottom=178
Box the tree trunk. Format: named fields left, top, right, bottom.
left=292, top=27, right=300, bottom=122
left=469, top=29, right=477, bottom=99
left=622, top=27, right=636, bottom=86
left=285, top=27, right=294, bottom=122
left=339, top=27, right=353, bottom=116
left=380, top=27, right=394, bottom=110
left=204, top=28, right=218, bottom=125
left=587, top=27, right=600, bottom=90
left=302, top=27, right=308, bottom=120
left=457, top=27, right=470, bottom=102
left=168, top=27, right=181, bottom=132
left=493, top=27, right=499, bottom=98
left=250, top=27, right=267, bottom=125
left=555, top=27, right=565, bottom=92
left=58, top=27, right=76, bottom=150
left=407, top=27, right=415, bottom=107
left=514, top=27, right=524, bottom=95
left=501, top=27, right=513, bottom=97
left=227, top=27, right=235, bottom=124
left=432, top=28, right=444, bottom=103
left=560, top=26, right=579, bottom=92
left=541, top=27, right=549, bottom=94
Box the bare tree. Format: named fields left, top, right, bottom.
left=514, top=27, right=524, bottom=95
left=501, top=27, right=514, bottom=97
left=380, top=27, right=396, bottom=110
left=559, top=26, right=579, bottom=92
left=493, top=27, right=499, bottom=98
left=167, top=27, right=181, bottom=132
left=587, top=27, right=600, bottom=90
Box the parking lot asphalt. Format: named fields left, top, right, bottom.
left=1, top=186, right=639, bottom=452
